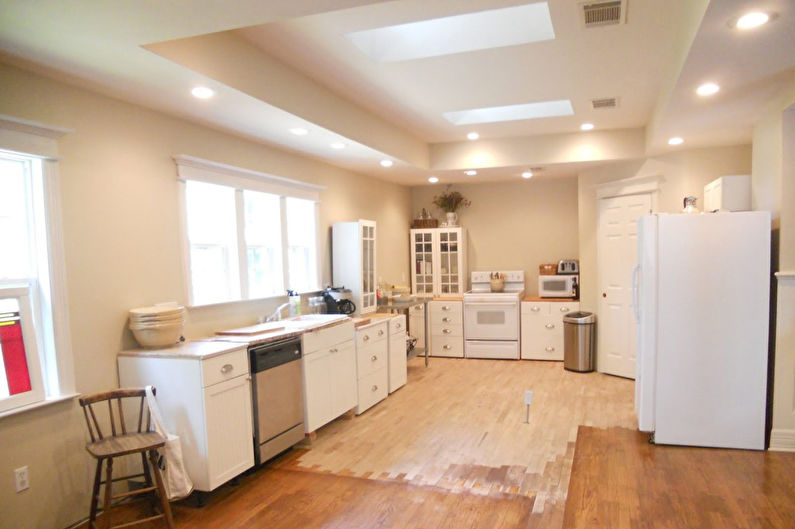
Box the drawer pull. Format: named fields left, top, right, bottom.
left=363, top=335, right=370, bottom=341
left=442, top=305, right=451, bottom=311
left=531, top=306, right=541, bottom=312
left=371, top=385, right=378, bottom=392
left=395, top=323, right=401, bottom=329
left=220, top=364, right=234, bottom=374
left=371, top=355, right=378, bottom=362
left=443, top=328, right=452, bottom=334
left=329, top=348, right=338, bottom=353
left=443, top=345, right=451, bottom=350
left=545, top=323, right=555, bottom=329
left=378, top=330, right=384, bottom=336
left=560, top=307, right=570, bottom=312
left=545, top=346, right=555, bottom=352
left=442, top=317, right=451, bottom=322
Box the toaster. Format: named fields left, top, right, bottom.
left=557, top=259, right=579, bottom=275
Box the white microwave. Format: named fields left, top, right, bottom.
left=539, top=275, right=578, bottom=298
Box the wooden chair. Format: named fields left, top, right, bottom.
left=79, top=388, right=175, bottom=529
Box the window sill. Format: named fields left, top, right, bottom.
left=187, top=288, right=324, bottom=309
left=0, top=392, right=80, bottom=420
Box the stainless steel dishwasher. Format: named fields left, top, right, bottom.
left=249, top=336, right=305, bottom=465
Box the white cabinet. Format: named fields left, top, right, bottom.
left=410, top=228, right=467, bottom=296
left=521, top=301, right=579, bottom=360
left=703, top=174, right=751, bottom=212
left=301, top=320, right=356, bottom=432
left=333, top=220, right=377, bottom=314
left=387, top=315, right=407, bottom=393
left=118, top=343, right=254, bottom=492
left=408, top=303, right=426, bottom=350
left=429, top=300, right=464, bottom=357
left=354, top=321, right=388, bottom=414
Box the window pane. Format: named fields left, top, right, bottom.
left=285, top=197, right=318, bottom=292
left=185, top=181, right=240, bottom=304
left=244, top=191, right=283, bottom=298
left=0, top=298, right=31, bottom=399
left=0, top=158, right=34, bottom=280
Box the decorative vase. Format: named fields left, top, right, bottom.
left=445, top=211, right=458, bottom=227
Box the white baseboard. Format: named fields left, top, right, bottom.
left=769, top=429, right=795, bottom=451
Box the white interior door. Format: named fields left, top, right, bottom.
left=597, top=193, right=651, bottom=378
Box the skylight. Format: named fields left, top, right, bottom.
left=346, top=2, right=555, bottom=62
left=443, top=99, right=574, bottom=125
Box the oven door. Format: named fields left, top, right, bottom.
left=463, top=300, right=519, bottom=341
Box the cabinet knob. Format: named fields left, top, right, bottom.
left=378, top=330, right=384, bottom=336
left=560, top=307, right=569, bottom=312
left=545, top=346, right=555, bottom=352
left=363, top=335, right=370, bottom=341
left=443, top=345, right=451, bottom=350
left=396, top=323, right=401, bottom=329
left=531, top=306, right=541, bottom=312
left=220, top=364, right=233, bottom=374
left=442, top=306, right=451, bottom=311
left=443, top=328, right=452, bottom=334
left=442, top=317, right=450, bottom=322
left=371, top=385, right=378, bottom=392
left=545, top=323, right=555, bottom=329
left=371, top=355, right=377, bottom=362
left=329, top=348, right=338, bottom=353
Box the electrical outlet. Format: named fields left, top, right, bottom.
left=14, top=466, right=29, bottom=492
left=524, top=390, right=533, bottom=406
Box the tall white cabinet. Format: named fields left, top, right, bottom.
left=410, top=228, right=467, bottom=296
left=333, top=220, right=377, bottom=314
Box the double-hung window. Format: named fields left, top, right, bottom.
left=176, top=155, right=323, bottom=306
left=0, top=115, right=74, bottom=415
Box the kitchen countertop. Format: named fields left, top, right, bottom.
left=433, top=296, right=463, bottom=301
left=118, top=339, right=246, bottom=360
left=523, top=296, right=580, bottom=302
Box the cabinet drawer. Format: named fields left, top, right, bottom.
left=356, top=321, right=388, bottom=349
left=553, top=302, right=579, bottom=317
left=356, top=341, right=387, bottom=379
left=431, top=323, right=463, bottom=338
left=388, top=315, right=406, bottom=336
left=430, top=335, right=464, bottom=357
left=429, top=300, right=462, bottom=315
left=303, top=320, right=354, bottom=354
left=355, top=368, right=388, bottom=415
left=430, top=311, right=462, bottom=326
left=522, top=302, right=549, bottom=315
left=202, top=348, right=248, bottom=388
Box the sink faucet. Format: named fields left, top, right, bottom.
left=263, top=302, right=291, bottom=323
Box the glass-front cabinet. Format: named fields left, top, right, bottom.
left=360, top=221, right=377, bottom=312
left=410, top=228, right=467, bottom=296
left=333, top=219, right=377, bottom=314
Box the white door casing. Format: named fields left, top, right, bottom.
left=597, top=193, right=652, bottom=378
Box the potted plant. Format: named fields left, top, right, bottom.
left=432, top=185, right=471, bottom=227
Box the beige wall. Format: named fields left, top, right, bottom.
left=410, top=178, right=580, bottom=295
left=0, top=63, right=412, bottom=529
left=576, top=145, right=752, bottom=313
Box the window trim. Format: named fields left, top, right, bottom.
left=175, top=155, right=325, bottom=307
left=0, top=115, right=76, bottom=418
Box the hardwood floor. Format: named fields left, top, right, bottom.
left=563, top=426, right=795, bottom=529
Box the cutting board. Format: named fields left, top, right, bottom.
left=216, top=323, right=286, bottom=336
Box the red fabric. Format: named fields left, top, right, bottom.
left=0, top=321, right=32, bottom=395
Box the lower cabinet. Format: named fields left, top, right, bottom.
left=354, top=320, right=388, bottom=414
left=118, top=344, right=254, bottom=492
left=387, top=315, right=407, bottom=393
left=302, top=320, right=356, bottom=433
left=408, top=303, right=426, bottom=350
left=429, top=300, right=464, bottom=357
left=521, top=301, right=580, bottom=360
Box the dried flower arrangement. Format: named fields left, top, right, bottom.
left=432, top=185, right=471, bottom=213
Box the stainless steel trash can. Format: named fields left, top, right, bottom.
left=563, top=312, right=596, bottom=372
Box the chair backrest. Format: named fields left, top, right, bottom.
left=78, top=387, right=154, bottom=443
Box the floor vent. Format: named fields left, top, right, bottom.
left=581, top=1, right=625, bottom=27
left=591, top=97, right=618, bottom=110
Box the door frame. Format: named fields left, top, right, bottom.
left=595, top=175, right=664, bottom=374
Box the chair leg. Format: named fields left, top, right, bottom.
left=141, top=452, right=153, bottom=488
left=102, top=457, right=114, bottom=529
left=148, top=450, right=175, bottom=529
left=88, top=459, right=103, bottom=528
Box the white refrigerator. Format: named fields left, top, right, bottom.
left=634, top=212, right=770, bottom=450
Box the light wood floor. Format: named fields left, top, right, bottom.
left=281, top=357, right=636, bottom=525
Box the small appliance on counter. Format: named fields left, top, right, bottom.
left=557, top=259, right=579, bottom=275
left=538, top=274, right=578, bottom=298
left=322, top=286, right=356, bottom=315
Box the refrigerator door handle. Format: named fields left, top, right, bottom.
left=631, top=264, right=640, bottom=322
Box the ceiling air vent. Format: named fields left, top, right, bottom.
left=581, top=0, right=626, bottom=27
left=591, top=97, right=619, bottom=110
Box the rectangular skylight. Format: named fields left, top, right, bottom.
left=346, top=2, right=555, bottom=62
left=443, top=99, right=574, bottom=125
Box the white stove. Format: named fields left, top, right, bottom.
left=463, top=271, right=525, bottom=359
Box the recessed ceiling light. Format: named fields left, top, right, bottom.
left=428, top=176, right=439, bottom=184
left=444, top=99, right=574, bottom=125
left=580, top=123, right=594, bottom=131
left=521, top=171, right=533, bottom=179
left=289, top=127, right=309, bottom=136
left=735, top=12, right=770, bottom=30
left=467, top=132, right=480, bottom=141
left=465, top=170, right=477, bottom=176
left=346, top=3, right=555, bottom=62
left=380, top=160, right=393, bottom=167
left=696, top=82, right=720, bottom=96
left=668, top=137, right=684, bottom=146
left=191, top=86, right=214, bottom=99
left=330, top=142, right=346, bottom=149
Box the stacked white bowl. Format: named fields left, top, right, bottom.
left=129, top=305, right=185, bottom=348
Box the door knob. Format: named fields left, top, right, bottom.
left=602, top=292, right=607, bottom=298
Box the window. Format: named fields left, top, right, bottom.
left=176, top=155, right=324, bottom=306
left=0, top=114, right=74, bottom=416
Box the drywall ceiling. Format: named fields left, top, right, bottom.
left=0, top=0, right=792, bottom=185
